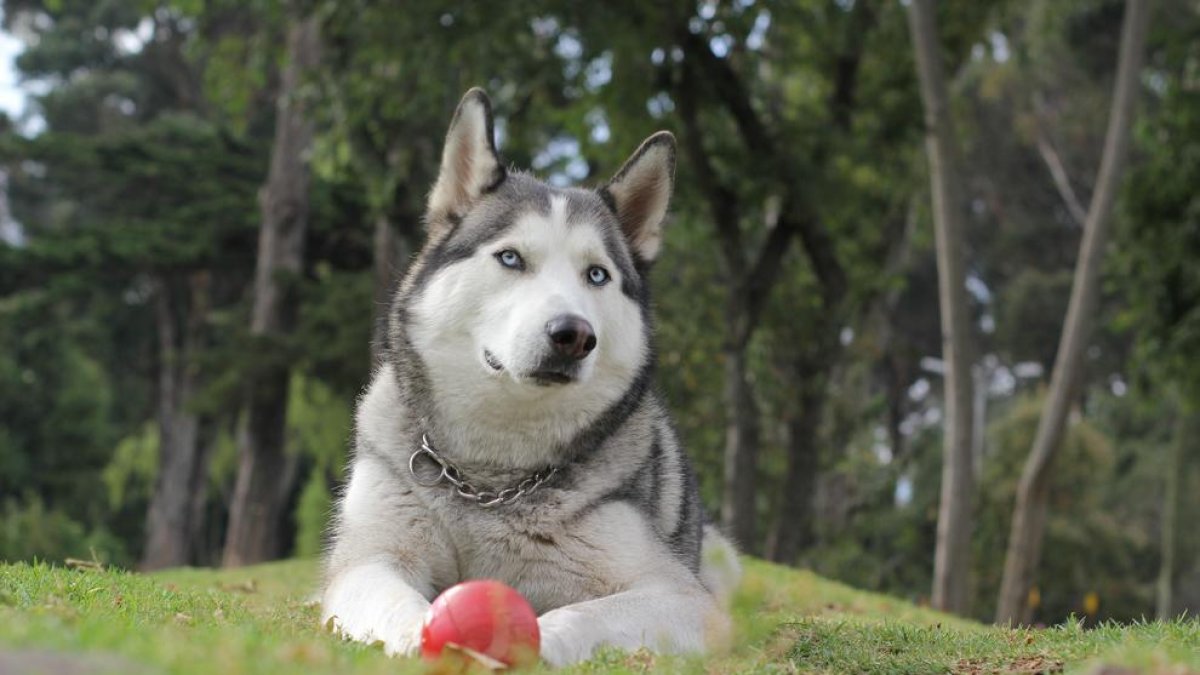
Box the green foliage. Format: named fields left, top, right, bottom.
left=805, top=414, right=938, bottom=604
left=651, top=216, right=728, bottom=507
left=293, top=471, right=332, bottom=560
left=6, top=114, right=262, bottom=273
left=205, top=427, right=240, bottom=495
left=1120, top=83, right=1200, bottom=403
left=292, top=265, right=374, bottom=400
left=286, top=375, right=353, bottom=475
left=287, top=374, right=349, bottom=561
left=0, top=293, right=116, bottom=528
left=996, top=270, right=1073, bottom=370
left=803, top=389, right=1170, bottom=624
left=973, top=394, right=1155, bottom=623
left=287, top=375, right=352, bottom=559
left=101, top=423, right=159, bottom=511
left=0, top=498, right=129, bottom=567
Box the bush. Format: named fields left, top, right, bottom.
left=294, top=469, right=332, bottom=559
left=0, top=496, right=130, bottom=567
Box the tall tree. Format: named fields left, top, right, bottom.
left=1157, top=406, right=1190, bottom=619
left=670, top=3, right=864, bottom=552
left=223, top=9, right=321, bottom=566
left=142, top=274, right=212, bottom=569
left=1118, top=1, right=1200, bottom=621
left=1, top=2, right=268, bottom=569
left=315, top=3, right=562, bottom=367
left=995, top=0, right=1152, bottom=625
left=906, top=0, right=976, bottom=615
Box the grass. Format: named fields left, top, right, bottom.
left=0, top=557, right=1196, bottom=674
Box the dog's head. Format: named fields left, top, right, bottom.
left=397, top=89, right=673, bottom=430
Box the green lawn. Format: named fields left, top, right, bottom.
left=0, top=557, right=1196, bottom=674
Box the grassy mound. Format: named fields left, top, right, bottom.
left=1, top=558, right=1196, bottom=674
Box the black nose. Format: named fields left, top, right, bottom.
left=546, top=315, right=597, bottom=360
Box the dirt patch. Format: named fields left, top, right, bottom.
left=955, top=654, right=1065, bottom=674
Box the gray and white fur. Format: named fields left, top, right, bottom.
left=321, top=88, right=740, bottom=667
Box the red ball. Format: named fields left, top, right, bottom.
left=420, top=580, right=541, bottom=668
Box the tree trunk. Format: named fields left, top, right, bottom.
left=673, top=25, right=863, bottom=556
left=885, top=357, right=908, bottom=462
left=1157, top=408, right=1190, bottom=620
left=971, top=364, right=988, bottom=479
left=188, top=426, right=219, bottom=565
left=995, top=0, right=1151, bottom=624
left=223, top=13, right=320, bottom=567
left=907, top=0, right=977, bottom=616
left=142, top=273, right=213, bottom=570
left=678, top=83, right=764, bottom=554
left=765, top=356, right=827, bottom=565
left=871, top=201, right=920, bottom=466
left=721, top=339, right=760, bottom=551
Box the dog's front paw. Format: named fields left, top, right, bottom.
left=538, top=610, right=594, bottom=667
left=326, top=612, right=424, bottom=657
left=381, top=619, right=424, bottom=657
left=323, top=602, right=427, bottom=657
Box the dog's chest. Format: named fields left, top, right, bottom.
left=437, top=499, right=618, bottom=614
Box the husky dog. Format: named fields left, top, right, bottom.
left=321, top=89, right=740, bottom=666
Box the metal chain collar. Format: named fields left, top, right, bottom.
left=408, top=434, right=558, bottom=508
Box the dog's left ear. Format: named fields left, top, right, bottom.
left=600, top=131, right=676, bottom=264
left=427, top=88, right=505, bottom=233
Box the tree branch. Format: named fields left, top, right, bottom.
left=677, top=61, right=746, bottom=276
left=829, top=0, right=880, bottom=132
left=676, top=29, right=775, bottom=162
left=674, top=2, right=880, bottom=317
left=1035, top=132, right=1088, bottom=226
left=676, top=27, right=847, bottom=307
left=740, top=199, right=796, bottom=342
left=1032, top=96, right=1089, bottom=226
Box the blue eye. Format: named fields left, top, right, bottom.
left=496, top=249, right=525, bottom=270
left=587, top=266, right=610, bottom=287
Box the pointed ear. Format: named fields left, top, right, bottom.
left=426, top=88, right=505, bottom=231
left=599, top=131, right=676, bottom=263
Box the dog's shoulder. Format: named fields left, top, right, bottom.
left=560, top=392, right=704, bottom=572
left=353, top=363, right=415, bottom=459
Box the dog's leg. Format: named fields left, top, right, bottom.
left=537, top=581, right=730, bottom=666
left=321, top=454, right=452, bottom=656
left=532, top=502, right=737, bottom=666
left=322, top=556, right=433, bottom=656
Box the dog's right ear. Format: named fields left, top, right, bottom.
left=426, top=88, right=505, bottom=235
left=600, top=131, right=676, bottom=264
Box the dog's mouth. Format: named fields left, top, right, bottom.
left=528, top=354, right=580, bottom=386
left=484, top=349, right=578, bottom=386
left=530, top=370, right=574, bottom=386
